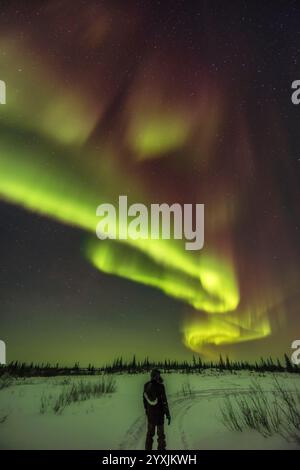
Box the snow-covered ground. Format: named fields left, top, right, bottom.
left=0, top=371, right=299, bottom=450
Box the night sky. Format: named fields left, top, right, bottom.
left=1, top=0, right=300, bottom=366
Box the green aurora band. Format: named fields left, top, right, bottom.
left=0, top=25, right=274, bottom=354
left=0, top=123, right=272, bottom=352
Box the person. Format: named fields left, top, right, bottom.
left=143, top=369, right=171, bottom=450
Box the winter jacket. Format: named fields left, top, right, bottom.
left=143, top=379, right=170, bottom=425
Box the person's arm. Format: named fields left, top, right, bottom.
left=161, top=384, right=171, bottom=423
left=143, top=385, right=147, bottom=413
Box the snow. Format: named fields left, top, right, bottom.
left=0, top=371, right=299, bottom=450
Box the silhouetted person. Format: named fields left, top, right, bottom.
left=143, top=369, right=171, bottom=450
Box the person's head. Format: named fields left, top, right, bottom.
left=151, top=368, right=162, bottom=383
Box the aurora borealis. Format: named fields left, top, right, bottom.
left=1, top=0, right=300, bottom=364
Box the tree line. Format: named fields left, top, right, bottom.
left=0, top=353, right=299, bottom=377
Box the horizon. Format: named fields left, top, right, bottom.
left=2, top=352, right=297, bottom=370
